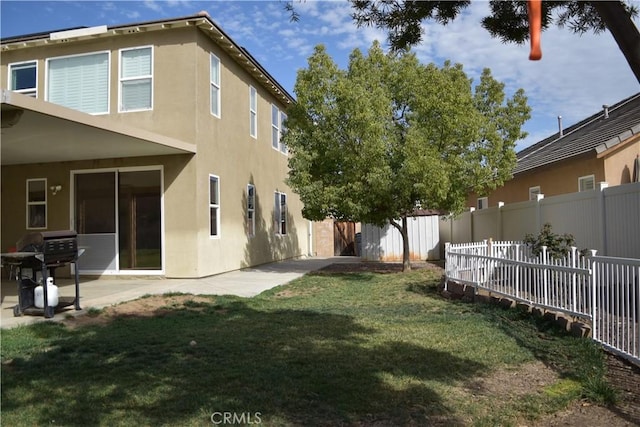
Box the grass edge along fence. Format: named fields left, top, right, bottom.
left=444, top=240, right=640, bottom=368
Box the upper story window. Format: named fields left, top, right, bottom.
left=477, top=197, right=488, bottom=210
left=274, top=191, right=287, bottom=235
left=271, top=104, right=287, bottom=154
left=209, top=175, right=220, bottom=237
left=578, top=175, right=595, bottom=192
left=210, top=53, right=221, bottom=118
left=47, top=51, right=109, bottom=114
left=119, top=46, right=152, bottom=112
left=26, top=178, right=47, bottom=229
left=9, top=61, right=37, bottom=97
left=250, top=86, right=257, bottom=138
left=529, top=186, right=541, bottom=200
left=247, top=184, right=255, bottom=236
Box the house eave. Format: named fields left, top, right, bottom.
left=595, top=123, right=640, bottom=156
left=1, top=90, right=196, bottom=166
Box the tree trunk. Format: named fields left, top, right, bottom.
left=390, top=217, right=411, bottom=272
left=592, top=1, right=640, bottom=83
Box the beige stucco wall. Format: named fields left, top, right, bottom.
left=1, top=23, right=309, bottom=278
left=468, top=134, right=639, bottom=209
left=602, top=135, right=640, bottom=185
left=469, top=153, right=606, bottom=207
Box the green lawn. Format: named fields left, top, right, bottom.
left=1, top=266, right=612, bottom=426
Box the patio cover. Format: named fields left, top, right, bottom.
left=1, top=90, right=196, bottom=165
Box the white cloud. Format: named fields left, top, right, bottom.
left=407, top=1, right=639, bottom=145
left=143, top=0, right=163, bottom=13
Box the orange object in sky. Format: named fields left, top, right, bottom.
left=527, top=0, right=542, bottom=60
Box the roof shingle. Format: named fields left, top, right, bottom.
left=515, top=92, right=640, bottom=175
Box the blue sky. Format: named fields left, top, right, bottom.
left=2, top=0, right=639, bottom=150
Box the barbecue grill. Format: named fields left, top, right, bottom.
left=1, top=230, right=83, bottom=318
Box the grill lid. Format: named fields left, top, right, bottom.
left=17, top=230, right=78, bottom=252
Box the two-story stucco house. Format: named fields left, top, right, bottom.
left=469, top=92, right=640, bottom=209
left=1, top=12, right=311, bottom=278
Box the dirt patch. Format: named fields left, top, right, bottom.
left=529, top=400, right=637, bottom=427
left=469, top=362, right=636, bottom=426
left=467, top=360, right=559, bottom=398
left=317, top=261, right=443, bottom=274
left=62, top=294, right=212, bottom=329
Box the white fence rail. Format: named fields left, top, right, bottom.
left=445, top=240, right=640, bottom=366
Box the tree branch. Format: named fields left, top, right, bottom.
left=591, top=1, right=640, bottom=83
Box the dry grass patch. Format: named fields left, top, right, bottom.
left=63, top=294, right=213, bottom=329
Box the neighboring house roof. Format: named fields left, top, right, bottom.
left=0, top=12, right=295, bottom=106
left=515, top=92, right=640, bottom=175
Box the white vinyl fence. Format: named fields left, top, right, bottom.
left=445, top=240, right=640, bottom=367
left=440, top=181, right=640, bottom=259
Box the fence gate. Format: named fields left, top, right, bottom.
left=334, top=222, right=356, bottom=256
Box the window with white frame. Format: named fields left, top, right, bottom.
left=209, top=175, right=220, bottom=237
left=47, top=51, right=109, bottom=114
left=274, top=191, right=287, bottom=235
left=26, top=178, right=47, bottom=229
left=477, top=197, right=488, bottom=210
left=247, top=184, right=255, bottom=236
left=529, top=186, right=541, bottom=200
left=250, top=86, right=257, bottom=138
left=578, top=175, right=595, bottom=192
left=210, top=54, right=221, bottom=117
left=271, top=104, right=287, bottom=153
left=9, top=61, right=37, bottom=96
left=271, top=105, right=279, bottom=150
left=119, top=46, right=152, bottom=112
left=280, top=111, right=288, bottom=154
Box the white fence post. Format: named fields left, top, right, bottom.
left=571, top=246, right=577, bottom=313
left=444, top=242, right=451, bottom=291
left=535, top=193, right=545, bottom=232
left=515, top=243, right=520, bottom=299
left=497, top=202, right=504, bottom=241
left=589, top=249, right=598, bottom=341
left=597, top=182, right=609, bottom=256
left=542, top=246, right=549, bottom=306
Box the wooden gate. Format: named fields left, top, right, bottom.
left=334, top=222, right=356, bottom=256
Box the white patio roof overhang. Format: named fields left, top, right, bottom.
left=1, top=90, right=196, bottom=166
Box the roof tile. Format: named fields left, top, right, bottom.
left=515, top=92, right=640, bottom=174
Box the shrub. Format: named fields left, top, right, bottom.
left=523, top=223, right=576, bottom=259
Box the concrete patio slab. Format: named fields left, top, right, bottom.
left=1, top=256, right=358, bottom=329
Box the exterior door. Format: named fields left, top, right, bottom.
left=73, top=168, right=162, bottom=274
left=117, top=170, right=162, bottom=270
left=334, top=221, right=356, bottom=256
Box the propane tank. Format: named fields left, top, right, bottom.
left=34, top=277, right=59, bottom=309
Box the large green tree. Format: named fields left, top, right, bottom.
left=349, top=0, right=640, bottom=82
left=283, top=42, right=530, bottom=271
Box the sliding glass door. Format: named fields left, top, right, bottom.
left=73, top=168, right=162, bottom=274
left=118, top=170, right=161, bottom=270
